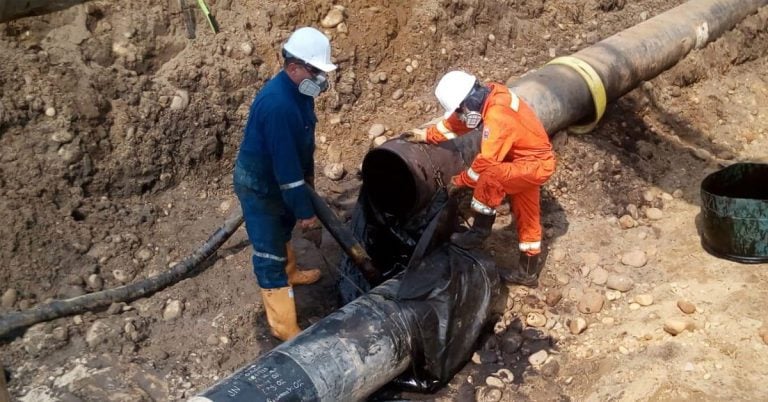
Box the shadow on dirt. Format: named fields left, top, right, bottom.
left=576, top=91, right=731, bottom=212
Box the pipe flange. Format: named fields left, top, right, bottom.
left=547, top=56, right=607, bottom=134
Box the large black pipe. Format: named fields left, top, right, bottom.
left=0, top=0, right=90, bottom=23
left=191, top=1, right=766, bottom=400
left=361, top=139, right=474, bottom=218
left=188, top=279, right=413, bottom=402
left=516, top=0, right=767, bottom=134
left=363, top=0, right=767, bottom=217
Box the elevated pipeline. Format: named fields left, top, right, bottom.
left=362, top=0, right=767, bottom=220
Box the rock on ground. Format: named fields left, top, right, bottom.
left=759, top=326, right=768, bottom=345
left=86, top=320, right=119, bottom=348
left=664, top=318, right=692, bottom=336
left=645, top=207, right=663, bottom=220
left=368, top=123, right=386, bottom=138
left=321, top=7, right=345, bottom=28
left=323, top=163, right=345, bottom=180
left=677, top=299, right=696, bottom=314
left=590, top=267, right=609, bottom=285
left=606, top=274, right=634, bottom=292
left=621, top=250, right=648, bottom=267
left=163, top=300, right=184, bottom=321
left=476, top=386, right=503, bottom=402
left=1, top=288, right=17, bottom=308
left=619, top=215, right=637, bottom=229
left=568, top=317, right=588, bottom=334
left=526, top=312, right=547, bottom=327
left=578, top=291, right=604, bottom=314
left=634, top=294, right=654, bottom=306
left=545, top=289, right=563, bottom=307
left=528, top=349, right=549, bottom=366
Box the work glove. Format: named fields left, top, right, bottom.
left=425, top=126, right=450, bottom=145
left=402, top=127, right=427, bottom=143
left=451, top=169, right=477, bottom=189
left=445, top=182, right=466, bottom=198
left=302, top=224, right=323, bottom=247
left=402, top=126, right=452, bottom=145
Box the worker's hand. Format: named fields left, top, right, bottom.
left=451, top=170, right=477, bottom=189
left=426, top=128, right=450, bottom=145
left=298, top=216, right=319, bottom=230
left=401, top=127, right=427, bottom=143
left=446, top=182, right=466, bottom=198
left=302, top=225, right=323, bottom=247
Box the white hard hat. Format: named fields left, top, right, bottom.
left=435, top=70, right=477, bottom=118
left=283, top=27, right=337, bottom=72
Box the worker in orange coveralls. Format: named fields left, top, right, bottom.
left=408, top=70, right=556, bottom=287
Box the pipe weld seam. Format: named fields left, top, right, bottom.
left=547, top=56, right=607, bottom=134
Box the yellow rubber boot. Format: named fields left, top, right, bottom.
left=261, top=287, right=301, bottom=341
left=285, top=243, right=321, bottom=286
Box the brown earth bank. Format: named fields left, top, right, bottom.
left=1, top=0, right=768, bottom=401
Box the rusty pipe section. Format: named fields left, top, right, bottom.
left=0, top=0, right=90, bottom=23
left=361, top=137, right=477, bottom=218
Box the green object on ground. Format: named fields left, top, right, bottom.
left=195, top=0, right=219, bottom=34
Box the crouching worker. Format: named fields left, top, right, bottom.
left=233, top=27, right=336, bottom=340
left=408, top=71, right=556, bottom=287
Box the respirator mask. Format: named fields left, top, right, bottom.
left=458, top=84, right=490, bottom=129
left=459, top=106, right=483, bottom=129
left=298, top=65, right=329, bottom=98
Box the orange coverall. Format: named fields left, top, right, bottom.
left=427, top=83, right=556, bottom=255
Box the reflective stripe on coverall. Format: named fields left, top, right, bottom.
left=434, top=83, right=556, bottom=255
left=234, top=70, right=317, bottom=288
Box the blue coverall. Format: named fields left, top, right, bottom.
left=233, top=70, right=316, bottom=289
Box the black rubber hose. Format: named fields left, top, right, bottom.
left=0, top=210, right=244, bottom=338
left=307, top=187, right=381, bottom=282
left=0, top=187, right=383, bottom=337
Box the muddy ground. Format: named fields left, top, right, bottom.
left=1, top=0, right=768, bottom=401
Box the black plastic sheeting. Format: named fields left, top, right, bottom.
left=338, top=187, right=457, bottom=304
left=391, top=245, right=499, bottom=392
left=338, top=188, right=500, bottom=392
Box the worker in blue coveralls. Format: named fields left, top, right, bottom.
left=233, top=27, right=336, bottom=341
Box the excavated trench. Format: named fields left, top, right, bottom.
left=4, top=0, right=768, bottom=401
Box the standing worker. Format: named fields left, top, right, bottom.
left=233, top=27, right=336, bottom=341
left=408, top=71, right=556, bottom=287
